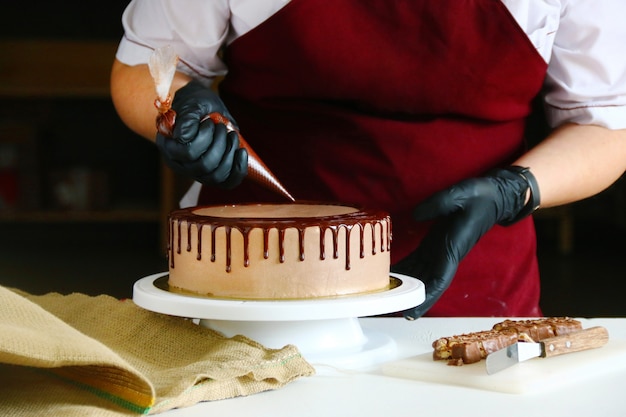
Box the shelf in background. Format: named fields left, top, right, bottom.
left=0, top=208, right=161, bottom=223
left=0, top=39, right=118, bottom=99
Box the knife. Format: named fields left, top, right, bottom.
left=486, top=326, right=609, bottom=375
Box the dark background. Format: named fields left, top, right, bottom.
left=3, top=1, right=129, bottom=40
left=0, top=1, right=168, bottom=297
left=1, top=1, right=625, bottom=316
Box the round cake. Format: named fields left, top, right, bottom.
left=166, top=202, right=392, bottom=299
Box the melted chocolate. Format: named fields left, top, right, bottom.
left=168, top=203, right=391, bottom=273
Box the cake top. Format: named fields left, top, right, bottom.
left=168, top=202, right=391, bottom=272
left=193, top=203, right=358, bottom=218
left=171, top=202, right=389, bottom=228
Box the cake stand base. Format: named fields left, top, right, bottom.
left=133, top=272, right=424, bottom=371
left=199, top=317, right=397, bottom=371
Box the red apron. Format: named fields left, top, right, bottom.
left=199, top=0, right=548, bottom=316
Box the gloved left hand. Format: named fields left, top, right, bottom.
left=392, top=166, right=540, bottom=320
left=155, top=80, right=248, bottom=189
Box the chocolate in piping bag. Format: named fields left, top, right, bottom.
left=149, top=46, right=295, bottom=202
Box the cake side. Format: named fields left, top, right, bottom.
left=167, top=203, right=392, bottom=299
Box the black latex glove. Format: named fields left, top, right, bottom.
left=155, top=80, right=248, bottom=189
left=392, top=166, right=540, bottom=320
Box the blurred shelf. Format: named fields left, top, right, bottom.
left=0, top=39, right=118, bottom=98
left=0, top=208, right=161, bottom=223
left=0, top=39, right=178, bottom=253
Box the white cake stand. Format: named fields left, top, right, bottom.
left=133, top=272, right=424, bottom=371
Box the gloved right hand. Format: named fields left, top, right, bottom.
left=155, top=80, right=248, bottom=189
left=393, top=166, right=540, bottom=320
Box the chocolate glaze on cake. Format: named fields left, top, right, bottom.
left=169, top=203, right=391, bottom=271
left=166, top=202, right=392, bottom=299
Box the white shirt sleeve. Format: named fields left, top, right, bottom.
left=115, top=0, right=290, bottom=87
left=543, top=0, right=626, bottom=129
left=116, top=0, right=231, bottom=86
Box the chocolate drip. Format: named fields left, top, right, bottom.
left=168, top=217, right=174, bottom=268
left=196, top=224, right=203, bottom=260
left=186, top=222, right=192, bottom=253
left=225, top=226, right=232, bottom=272
left=210, top=225, right=218, bottom=262
left=297, top=229, right=305, bottom=262
left=318, top=226, right=326, bottom=261
left=329, top=226, right=339, bottom=259
left=262, top=228, right=270, bottom=259
left=241, top=226, right=251, bottom=267
left=358, top=223, right=365, bottom=258
left=370, top=223, right=377, bottom=255
left=278, top=229, right=286, bottom=263
left=176, top=219, right=182, bottom=255
left=168, top=203, right=391, bottom=273
left=344, top=224, right=353, bottom=270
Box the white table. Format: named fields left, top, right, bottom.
left=164, top=317, right=626, bottom=417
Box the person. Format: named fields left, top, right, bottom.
left=110, top=0, right=626, bottom=318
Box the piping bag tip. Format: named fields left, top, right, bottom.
left=248, top=159, right=296, bottom=202
left=159, top=110, right=295, bottom=201
left=206, top=113, right=296, bottom=202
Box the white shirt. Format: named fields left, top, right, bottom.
left=116, top=0, right=626, bottom=130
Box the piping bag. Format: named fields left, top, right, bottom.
left=148, top=45, right=295, bottom=202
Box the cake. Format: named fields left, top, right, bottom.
left=166, top=202, right=392, bottom=299
left=432, top=317, right=583, bottom=365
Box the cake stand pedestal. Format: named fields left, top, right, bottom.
left=133, top=272, right=424, bottom=371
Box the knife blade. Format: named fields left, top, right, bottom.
left=486, top=326, right=609, bottom=375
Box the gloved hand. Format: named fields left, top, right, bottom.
left=392, top=166, right=540, bottom=320
left=155, top=80, right=248, bottom=189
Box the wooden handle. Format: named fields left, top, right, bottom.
left=541, top=326, right=609, bottom=358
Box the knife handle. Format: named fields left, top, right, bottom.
left=541, top=326, right=609, bottom=358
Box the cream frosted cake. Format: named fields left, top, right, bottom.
left=166, top=202, right=392, bottom=299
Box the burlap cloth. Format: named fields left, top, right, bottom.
left=0, top=285, right=315, bottom=416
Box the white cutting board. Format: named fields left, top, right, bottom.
left=382, top=340, right=626, bottom=394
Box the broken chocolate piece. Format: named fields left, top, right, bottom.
left=432, top=317, right=583, bottom=366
